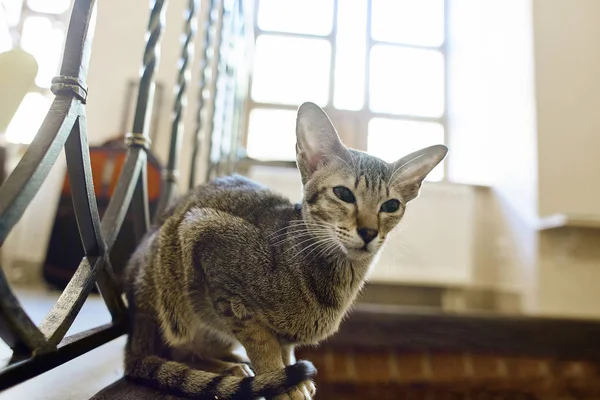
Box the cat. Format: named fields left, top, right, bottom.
left=122, top=102, right=448, bottom=399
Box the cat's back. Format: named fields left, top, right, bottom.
left=160, top=175, right=295, bottom=229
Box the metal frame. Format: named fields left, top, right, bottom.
left=241, top=0, right=448, bottom=177
left=0, top=0, right=252, bottom=390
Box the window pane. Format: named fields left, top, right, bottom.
left=257, top=0, right=333, bottom=36
left=370, top=45, right=444, bottom=117
left=371, top=0, right=444, bottom=47
left=333, top=0, right=366, bottom=111
left=251, top=35, right=330, bottom=106
left=27, top=0, right=71, bottom=14
left=6, top=92, right=52, bottom=144
left=368, top=118, right=444, bottom=181
left=20, top=17, right=65, bottom=87
left=0, top=6, right=13, bottom=52
left=3, top=0, right=23, bottom=27
left=246, top=109, right=297, bottom=161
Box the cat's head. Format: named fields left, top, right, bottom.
left=296, top=102, right=447, bottom=261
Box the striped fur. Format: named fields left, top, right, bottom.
left=126, top=354, right=316, bottom=399
left=122, top=102, right=446, bottom=399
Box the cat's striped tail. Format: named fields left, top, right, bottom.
left=125, top=354, right=316, bottom=399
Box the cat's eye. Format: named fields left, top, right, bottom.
left=333, top=186, right=356, bottom=204
left=380, top=199, right=400, bottom=213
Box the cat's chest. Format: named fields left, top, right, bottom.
left=277, top=293, right=359, bottom=346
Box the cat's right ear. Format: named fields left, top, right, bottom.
left=295, top=102, right=349, bottom=183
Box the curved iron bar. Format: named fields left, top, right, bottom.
left=39, top=257, right=103, bottom=346
left=0, top=0, right=168, bottom=389
left=39, top=114, right=109, bottom=346
left=0, top=322, right=124, bottom=391
left=99, top=151, right=146, bottom=250
left=0, top=0, right=97, bottom=358
left=157, top=0, right=199, bottom=216
left=0, top=267, right=48, bottom=354
left=1, top=0, right=253, bottom=391
left=0, top=99, right=79, bottom=245
left=189, top=0, right=217, bottom=189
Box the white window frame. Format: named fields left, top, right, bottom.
left=243, top=0, right=448, bottom=179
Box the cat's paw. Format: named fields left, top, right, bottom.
left=224, top=363, right=255, bottom=377
left=273, top=379, right=316, bottom=400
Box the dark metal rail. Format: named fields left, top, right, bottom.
left=0, top=0, right=251, bottom=390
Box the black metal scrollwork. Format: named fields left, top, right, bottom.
left=0, top=0, right=251, bottom=390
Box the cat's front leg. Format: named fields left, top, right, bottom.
left=216, top=302, right=316, bottom=399
left=282, top=344, right=296, bottom=365
left=233, top=325, right=316, bottom=400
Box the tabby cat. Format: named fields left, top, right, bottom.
left=122, top=102, right=448, bottom=399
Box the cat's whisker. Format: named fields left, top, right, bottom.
left=271, top=230, right=330, bottom=246
left=268, top=225, right=330, bottom=241
left=269, top=225, right=329, bottom=238
left=291, top=236, right=335, bottom=260
left=312, top=240, right=341, bottom=262
left=297, top=238, right=338, bottom=263
left=266, top=222, right=316, bottom=238
left=287, top=220, right=338, bottom=230
left=283, top=234, right=331, bottom=257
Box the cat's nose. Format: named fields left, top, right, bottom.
left=357, top=228, right=378, bottom=244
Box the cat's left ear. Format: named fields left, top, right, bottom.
left=390, top=145, right=448, bottom=203
left=295, top=102, right=350, bottom=183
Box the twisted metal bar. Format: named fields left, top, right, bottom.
left=190, top=0, right=219, bottom=188
left=132, top=0, right=167, bottom=138
left=157, top=0, right=199, bottom=215
left=220, top=1, right=243, bottom=176
left=119, top=0, right=168, bottom=243
left=202, top=0, right=226, bottom=182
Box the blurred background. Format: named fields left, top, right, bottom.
left=3, top=0, right=599, bottom=318
left=1, top=0, right=600, bottom=398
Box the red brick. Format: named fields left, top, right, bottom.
left=470, top=355, right=504, bottom=380
left=352, top=350, right=392, bottom=383
left=394, top=352, right=430, bottom=383
left=430, top=352, right=470, bottom=383
left=559, top=361, right=598, bottom=379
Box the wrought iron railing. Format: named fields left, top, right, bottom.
left=0, top=0, right=251, bottom=390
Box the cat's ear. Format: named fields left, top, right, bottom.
left=390, top=145, right=448, bottom=203
left=295, top=102, right=349, bottom=182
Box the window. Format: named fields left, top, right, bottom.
left=245, top=0, right=446, bottom=181
left=1, top=0, right=71, bottom=144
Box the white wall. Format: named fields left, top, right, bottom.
left=533, top=0, right=600, bottom=219
left=447, top=0, right=539, bottom=225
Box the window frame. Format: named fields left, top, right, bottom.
left=243, top=0, right=449, bottom=180
left=5, top=0, right=72, bottom=94
left=2, top=0, right=72, bottom=144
